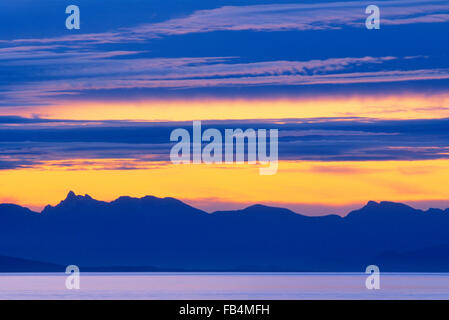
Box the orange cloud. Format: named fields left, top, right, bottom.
left=2, top=93, right=449, bottom=121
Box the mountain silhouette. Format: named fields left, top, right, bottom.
left=0, top=255, right=62, bottom=272
left=1, top=192, right=449, bottom=272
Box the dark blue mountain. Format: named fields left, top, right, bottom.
left=1, top=192, right=449, bottom=272
left=0, top=255, right=62, bottom=272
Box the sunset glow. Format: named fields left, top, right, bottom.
left=2, top=159, right=449, bottom=215
left=2, top=94, right=449, bottom=121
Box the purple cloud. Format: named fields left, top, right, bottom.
left=2, top=56, right=447, bottom=106
left=2, top=0, right=449, bottom=46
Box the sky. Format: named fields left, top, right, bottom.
left=0, top=0, right=448, bottom=215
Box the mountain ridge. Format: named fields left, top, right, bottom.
left=7, top=190, right=448, bottom=218
left=1, top=191, right=449, bottom=272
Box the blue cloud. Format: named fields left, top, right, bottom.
left=2, top=117, right=449, bottom=169
left=0, top=0, right=448, bottom=106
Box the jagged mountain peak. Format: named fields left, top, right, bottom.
left=40, top=192, right=206, bottom=217
left=363, top=200, right=415, bottom=210
left=346, top=200, right=422, bottom=220
left=64, top=190, right=93, bottom=202
left=41, top=191, right=102, bottom=214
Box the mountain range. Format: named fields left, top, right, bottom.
left=1, top=191, right=449, bottom=272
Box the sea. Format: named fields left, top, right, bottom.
left=0, top=272, right=448, bottom=299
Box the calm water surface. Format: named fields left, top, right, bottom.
left=0, top=273, right=449, bottom=299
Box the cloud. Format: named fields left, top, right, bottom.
left=3, top=55, right=445, bottom=106
left=0, top=0, right=447, bottom=109
left=1, top=32, right=147, bottom=46
left=135, top=0, right=449, bottom=35
left=2, top=117, right=449, bottom=170
left=4, top=0, right=449, bottom=46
